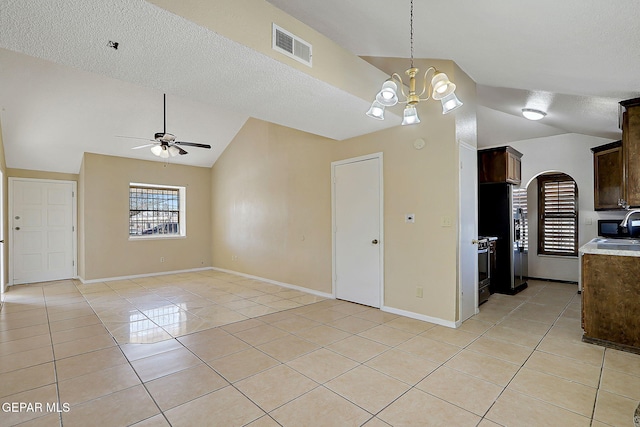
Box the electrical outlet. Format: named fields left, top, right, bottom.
left=232, top=255, right=238, bottom=261
left=440, top=216, right=452, bottom=227
left=160, top=257, right=164, bottom=263
left=416, top=287, right=423, bottom=298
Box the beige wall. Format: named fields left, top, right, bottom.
left=211, top=61, right=476, bottom=322
left=332, top=83, right=462, bottom=322
left=78, top=158, right=86, bottom=280
left=79, top=153, right=212, bottom=281
left=211, top=119, right=335, bottom=293
left=0, top=122, right=7, bottom=292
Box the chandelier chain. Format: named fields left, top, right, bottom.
left=410, top=0, right=414, bottom=68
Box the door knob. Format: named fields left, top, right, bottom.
left=372, top=239, right=378, bottom=244
left=14, top=227, right=20, bottom=231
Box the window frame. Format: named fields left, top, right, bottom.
left=128, top=183, right=186, bottom=240
left=537, top=173, right=578, bottom=257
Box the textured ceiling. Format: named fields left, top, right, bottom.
left=0, top=0, right=638, bottom=173
left=0, top=0, right=395, bottom=173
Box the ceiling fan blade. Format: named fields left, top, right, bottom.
left=131, top=143, right=156, bottom=150
left=115, top=135, right=154, bottom=142
left=176, top=146, right=188, bottom=155
left=174, top=141, right=212, bottom=149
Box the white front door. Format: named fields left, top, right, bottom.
left=459, top=142, right=478, bottom=321
left=332, top=154, right=383, bottom=308
left=10, top=179, right=76, bottom=285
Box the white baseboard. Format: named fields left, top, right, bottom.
left=77, top=267, right=213, bottom=284
left=381, top=305, right=460, bottom=329
left=211, top=267, right=334, bottom=299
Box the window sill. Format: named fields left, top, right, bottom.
left=129, top=235, right=186, bottom=241
left=536, top=254, right=578, bottom=259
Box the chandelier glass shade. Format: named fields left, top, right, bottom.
left=366, top=0, right=463, bottom=125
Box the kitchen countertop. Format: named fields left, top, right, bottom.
left=579, top=238, right=640, bottom=257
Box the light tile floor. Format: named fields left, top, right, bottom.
left=1, top=273, right=639, bottom=426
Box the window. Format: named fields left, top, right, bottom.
left=537, top=173, right=578, bottom=256
left=129, top=184, right=186, bottom=238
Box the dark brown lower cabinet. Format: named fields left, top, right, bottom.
left=582, top=253, right=640, bottom=352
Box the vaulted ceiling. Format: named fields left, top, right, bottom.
left=1, top=0, right=637, bottom=173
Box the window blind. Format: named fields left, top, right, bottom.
left=538, top=174, right=578, bottom=256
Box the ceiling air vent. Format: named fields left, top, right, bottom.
left=272, top=24, right=312, bottom=67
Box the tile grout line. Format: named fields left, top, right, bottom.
left=480, top=287, right=588, bottom=424
left=5, top=278, right=610, bottom=426
left=72, top=279, right=174, bottom=427
left=589, top=344, right=608, bottom=427
left=43, top=287, right=64, bottom=427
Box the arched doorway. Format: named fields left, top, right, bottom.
left=525, top=171, right=580, bottom=282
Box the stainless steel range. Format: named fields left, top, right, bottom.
left=478, top=236, right=497, bottom=305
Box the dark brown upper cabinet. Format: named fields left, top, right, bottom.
left=621, top=97, right=640, bottom=207
left=478, top=146, right=523, bottom=185
left=592, top=141, right=623, bottom=210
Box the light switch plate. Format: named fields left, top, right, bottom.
left=440, top=216, right=453, bottom=227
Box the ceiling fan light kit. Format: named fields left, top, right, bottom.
left=366, top=0, right=463, bottom=126
left=522, top=108, right=547, bottom=120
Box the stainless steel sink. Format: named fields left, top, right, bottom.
left=594, top=237, right=640, bottom=250
left=594, top=238, right=640, bottom=245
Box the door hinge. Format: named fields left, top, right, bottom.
left=72, top=226, right=75, bottom=232
left=72, top=260, right=75, bottom=266
left=72, top=191, right=75, bottom=197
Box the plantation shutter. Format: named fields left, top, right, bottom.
left=538, top=174, right=578, bottom=256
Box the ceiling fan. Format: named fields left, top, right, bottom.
left=119, top=94, right=212, bottom=158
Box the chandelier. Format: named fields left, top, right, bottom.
left=366, top=0, right=463, bottom=125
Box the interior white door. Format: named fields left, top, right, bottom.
left=11, top=179, right=75, bottom=285
left=333, top=155, right=382, bottom=308
left=459, top=142, right=478, bottom=321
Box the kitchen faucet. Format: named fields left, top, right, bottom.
left=620, top=208, right=640, bottom=229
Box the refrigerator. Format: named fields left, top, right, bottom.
left=478, top=182, right=528, bottom=294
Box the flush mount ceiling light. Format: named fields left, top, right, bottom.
left=366, top=0, right=463, bottom=125
left=522, top=108, right=547, bottom=121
